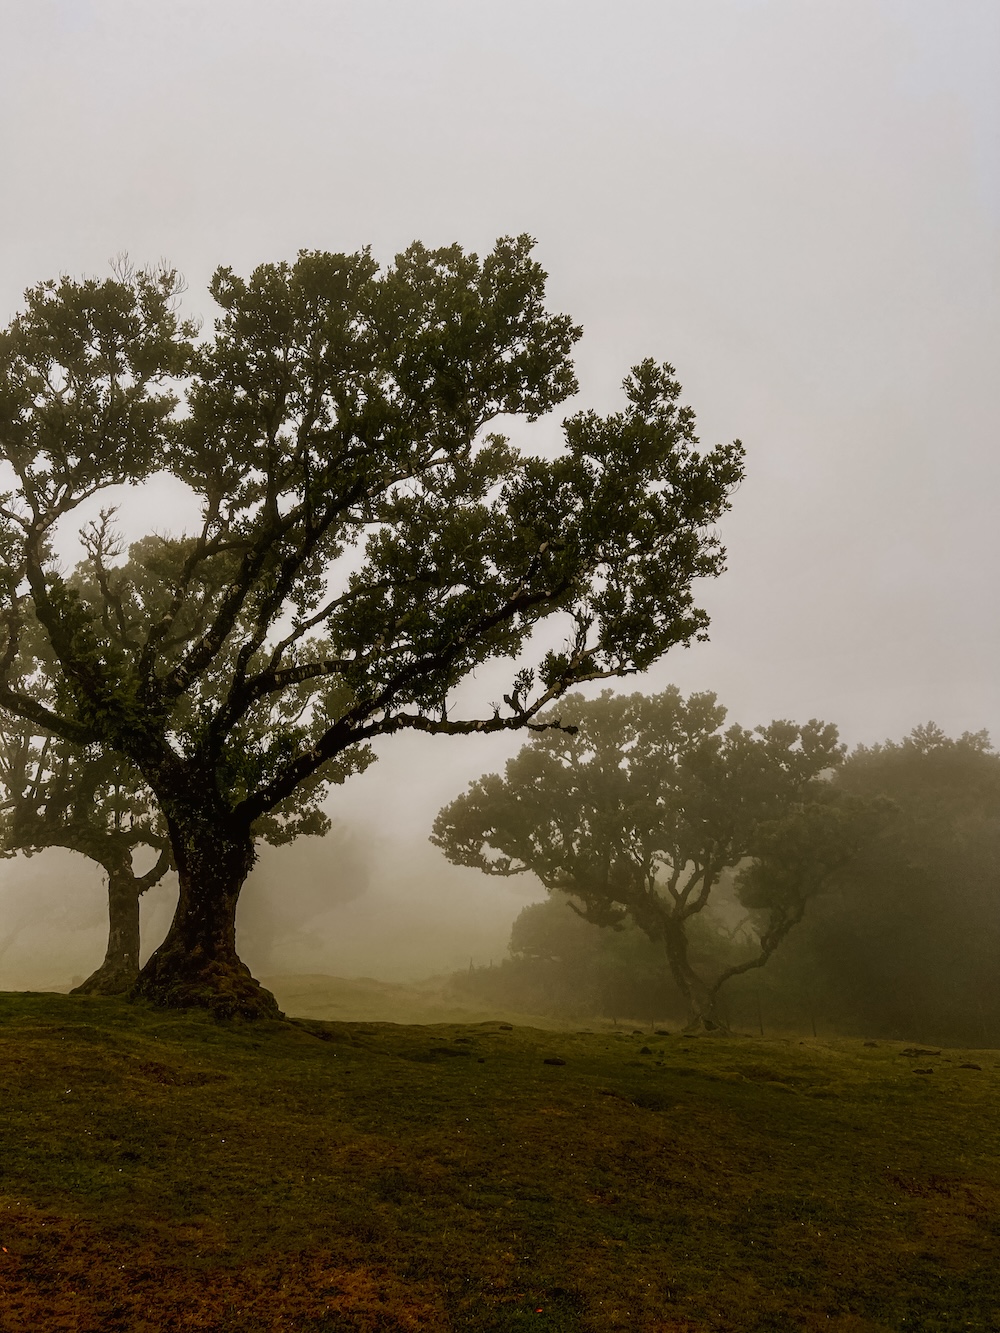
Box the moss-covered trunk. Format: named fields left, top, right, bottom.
left=71, top=856, right=142, bottom=996
left=132, top=808, right=280, bottom=1020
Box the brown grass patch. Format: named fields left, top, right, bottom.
left=0, top=1196, right=446, bottom=1332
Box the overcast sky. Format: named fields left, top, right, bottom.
left=2, top=1, right=998, bottom=980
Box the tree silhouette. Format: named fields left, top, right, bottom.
left=0, top=240, right=743, bottom=1015
left=433, top=688, right=879, bottom=1029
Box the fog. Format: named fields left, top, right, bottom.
left=1, top=1, right=998, bottom=993
left=0, top=825, right=538, bottom=990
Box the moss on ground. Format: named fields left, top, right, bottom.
left=1, top=991, right=998, bottom=1330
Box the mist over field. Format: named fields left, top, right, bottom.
left=1, top=1, right=997, bottom=1015
left=4, top=10, right=1000, bottom=1325
left=0, top=824, right=540, bottom=991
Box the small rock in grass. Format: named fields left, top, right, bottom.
left=498, top=1024, right=513, bottom=1031
left=960, top=1062, right=982, bottom=1070
left=863, top=1041, right=878, bottom=1047
left=655, top=1029, right=670, bottom=1036
left=913, top=1068, right=933, bottom=1075
left=639, top=1047, right=652, bottom=1055
left=543, top=1057, right=566, bottom=1066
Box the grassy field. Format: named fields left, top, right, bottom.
left=260, top=974, right=590, bottom=1029
left=1, top=990, right=998, bottom=1331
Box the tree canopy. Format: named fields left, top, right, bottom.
left=432, top=687, right=873, bottom=1028
left=0, top=238, right=744, bottom=1015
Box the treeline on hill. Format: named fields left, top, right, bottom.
left=443, top=720, right=1000, bottom=1048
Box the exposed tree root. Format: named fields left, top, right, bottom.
left=131, top=947, right=282, bottom=1021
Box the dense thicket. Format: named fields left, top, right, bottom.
left=752, top=725, right=1000, bottom=1045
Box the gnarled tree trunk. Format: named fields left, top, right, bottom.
left=71, top=855, right=142, bottom=996
left=71, top=843, right=172, bottom=997
left=132, top=808, right=280, bottom=1020
left=663, top=922, right=726, bottom=1033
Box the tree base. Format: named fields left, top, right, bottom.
left=682, top=1015, right=730, bottom=1035
left=131, top=948, right=282, bottom=1021
left=71, top=961, right=138, bottom=997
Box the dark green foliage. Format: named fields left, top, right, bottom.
left=0, top=265, right=195, bottom=504
left=0, top=241, right=743, bottom=1013
left=753, top=725, right=1000, bottom=1046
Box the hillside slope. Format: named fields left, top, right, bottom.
left=1, top=992, right=998, bottom=1330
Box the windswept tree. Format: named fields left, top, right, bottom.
left=0, top=239, right=743, bottom=1016
left=432, top=688, right=877, bottom=1029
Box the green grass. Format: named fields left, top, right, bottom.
left=1, top=991, right=998, bottom=1331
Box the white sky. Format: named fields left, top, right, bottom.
left=2, top=1, right=998, bottom=980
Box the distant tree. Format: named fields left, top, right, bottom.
left=762, top=724, right=1000, bottom=1045
left=452, top=893, right=712, bottom=1025
left=0, top=239, right=744, bottom=1016
left=433, top=688, right=874, bottom=1029
left=0, top=609, right=171, bottom=993
left=0, top=721, right=171, bottom=994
